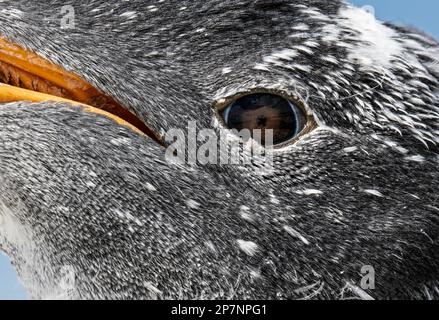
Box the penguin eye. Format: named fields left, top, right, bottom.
left=220, top=92, right=308, bottom=145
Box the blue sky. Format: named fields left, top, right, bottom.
left=0, top=253, right=28, bottom=299
left=0, top=1, right=438, bottom=300
left=351, top=0, right=439, bottom=37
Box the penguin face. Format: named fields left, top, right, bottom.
left=0, top=0, right=438, bottom=299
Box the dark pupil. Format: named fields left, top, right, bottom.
left=224, top=93, right=299, bottom=145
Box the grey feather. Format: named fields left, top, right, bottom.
left=0, top=0, right=438, bottom=299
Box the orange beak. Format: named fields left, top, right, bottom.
left=0, top=37, right=151, bottom=137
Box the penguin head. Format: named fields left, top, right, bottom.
left=0, top=0, right=438, bottom=299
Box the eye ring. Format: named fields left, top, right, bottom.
left=213, top=89, right=316, bottom=147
